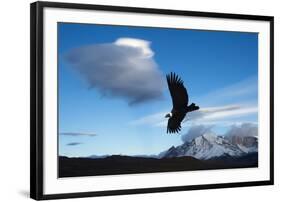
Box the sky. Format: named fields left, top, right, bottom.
left=58, top=22, right=258, bottom=157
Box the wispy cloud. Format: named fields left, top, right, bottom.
left=130, top=111, right=167, bottom=126
left=187, top=104, right=258, bottom=123
left=195, top=76, right=257, bottom=105
left=130, top=75, right=258, bottom=129
left=131, top=104, right=257, bottom=128
left=66, top=142, right=83, bottom=146
left=60, top=132, right=97, bottom=137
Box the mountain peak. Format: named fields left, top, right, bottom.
left=202, top=132, right=217, bottom=140
left=161, top=134, right=257, bottom=160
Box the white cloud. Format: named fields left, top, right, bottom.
left=130, top=75, right=258, bottom=129
left=129, top=111, right=167, bottom=126
left=196, top=76, right=257, bottom=106
left=181, top=123, right=258, bottom=143
left=65, top=37, right=165, bottom=105
left=130, top=104, right=257, bottom=128
left=115, top=38, right=154, bottom=58
left=188, top=104, right=258, bottom=123
left=181, top=125, right=213, bottom=143
left=225, top=123, right=258, bottom=137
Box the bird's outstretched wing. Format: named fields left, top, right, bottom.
left=167, top=111, right=186, bottom=133
left=166, top=72, right=188, bottom=109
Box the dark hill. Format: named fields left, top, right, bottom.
left=59, top=155, right=205, bottom=177
left=59, top=153, right=258, bottom=178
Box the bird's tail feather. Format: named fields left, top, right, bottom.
left=187, top=103, right=199, bottom=112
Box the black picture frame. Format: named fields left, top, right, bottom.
left=30, top=1, right=274, bottom=200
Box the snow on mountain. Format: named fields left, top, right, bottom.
left=236, top=144, right=257, bottom=153
left=160, top=132, right=258, bottom=160
left=226, top=135, right=258, bottom=153
left=87, top=133, right=258, bottom=160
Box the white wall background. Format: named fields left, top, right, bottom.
left=0, top=0, right=279, bottom=201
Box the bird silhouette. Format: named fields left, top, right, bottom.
left=165, top=72, right=199, bottom=133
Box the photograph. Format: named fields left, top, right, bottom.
left=30, top=1, right=274, bottom=199
left=58, top=22, right=259, bottom=178
left=0, top=0, right=279, bottom=201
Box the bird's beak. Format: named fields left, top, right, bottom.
left=165, top=114, right=170, bottom=118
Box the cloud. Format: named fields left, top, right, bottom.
left=181, top=125, right=213, bottom=143
left=65, top=37, right=165, bottom=105
left=181, top=122, right=258, bottom=143
left=196, top=76, right=258, bottom=105
left=130, top=104, right=257, bottom=128
left=60, top=132, right=97, bottom=137
left=186, top=104, right=258, bottom=124
left=66, top=142, right=83, bottom=146
left=129, top=73, right=258, bottom=128
left=224, top=123, right=258, bottom=137
left=129, top=111, right=167, bottom=126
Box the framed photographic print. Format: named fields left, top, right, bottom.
left=30, top=1, right=274, bottom=200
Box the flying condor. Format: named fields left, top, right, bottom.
left=165, top=72, right=199, bottom=134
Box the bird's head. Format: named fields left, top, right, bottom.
left=165, top=113, right=172, bottom=118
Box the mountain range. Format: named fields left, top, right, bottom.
left=159, top=132, right=257, bottom=160
left=88, top=133, right=258, bottom=160
left=60, top=133, right=258, bottom=177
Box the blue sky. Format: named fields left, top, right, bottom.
left=58, top=23, right=258, bottom=157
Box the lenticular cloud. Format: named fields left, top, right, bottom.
left=65, top=37, right=165, bottom=105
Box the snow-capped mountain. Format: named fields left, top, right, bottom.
left=160, top=132, right=258, bottom=160
left=226, top=135, right=258, bottom=153
left=86, top=133, right=257, bottom=160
